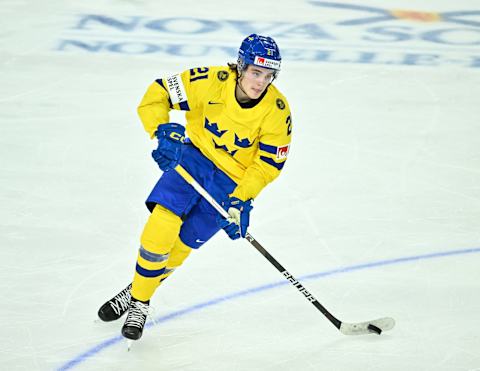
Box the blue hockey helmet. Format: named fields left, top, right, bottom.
left=237, top=34, right=281, bottom=78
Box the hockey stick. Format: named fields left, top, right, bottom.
left=175, top=165, right=395, bottom=335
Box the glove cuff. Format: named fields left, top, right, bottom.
left=224, top=197, right=253, bottom=213
left=155, top=123, right=186, bottom=143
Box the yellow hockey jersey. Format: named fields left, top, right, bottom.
left=137, top=65, right=292, bottom=201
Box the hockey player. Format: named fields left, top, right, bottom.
left=97, top=34, right=292, bottom=341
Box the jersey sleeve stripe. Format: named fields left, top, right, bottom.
left=259, top=142, right=277, bottom=154
left=155, top=78, right=167, bottom=90
left=179, top=101, right=190, bottom=111
left=155, top=79, right=173, bottom=108
left=260, top=156, right=286, bottom=170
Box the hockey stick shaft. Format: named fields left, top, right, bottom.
left=174, top=165, right=342, bottom=330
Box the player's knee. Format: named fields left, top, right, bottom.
left=167, top=238, right=192, bottom=268
left=140, top=204, right=182, bottom=254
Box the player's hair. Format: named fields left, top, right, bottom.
left=228, top=62, right=240, bottom=78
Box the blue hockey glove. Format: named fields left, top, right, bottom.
left=216, top=197, right=253, bottom=240
left=151, top=123, right=185, bottom=172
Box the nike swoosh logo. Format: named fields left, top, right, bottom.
left=195, top=239, right=205, bottom=243
left=208, top=101, right=221, bottom=105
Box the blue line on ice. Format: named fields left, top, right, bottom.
left=57, top=246, right=480, bottom=370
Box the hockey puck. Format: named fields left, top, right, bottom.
left=368, top=324, right=382, bottom=335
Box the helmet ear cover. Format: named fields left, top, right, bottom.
left=237, top=34, right=281, bottom=79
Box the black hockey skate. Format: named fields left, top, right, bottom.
left=97, top=283, right=132, bottom=322
left=121, top=298, right=150, bottom=340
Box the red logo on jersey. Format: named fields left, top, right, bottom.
left=276, top=144, right=289, bottom=160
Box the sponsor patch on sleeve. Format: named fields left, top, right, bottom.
left=276, top=144, right=290, bottom=160
left=166, top=74, right=187, bottom=105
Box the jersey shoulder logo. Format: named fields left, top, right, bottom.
left=276, top=98, right=285, bottom=110
left=217, top=70, right=229, bottom=81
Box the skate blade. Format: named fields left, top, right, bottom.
left=127, top=339, right=133, bottom=351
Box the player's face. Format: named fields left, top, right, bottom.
left=239, top=65, right=275, bottom=99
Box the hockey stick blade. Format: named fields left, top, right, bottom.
left=339, top=317, right=395, bottom=335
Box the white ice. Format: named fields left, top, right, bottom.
left=1, top=1, right=480, bottom=370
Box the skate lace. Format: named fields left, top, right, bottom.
left=109, top=284, right=132, bottom=316
left=124, top=301, right=150, bottom=329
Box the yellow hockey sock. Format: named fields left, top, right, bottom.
left=131, top=204, right=182, bottom=302
left=158, top=237, right=193, bottom=284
